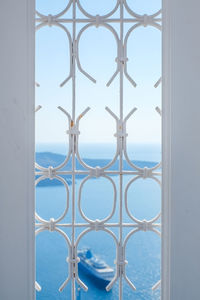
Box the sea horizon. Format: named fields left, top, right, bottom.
left=36, top=142, right=161, bottom=162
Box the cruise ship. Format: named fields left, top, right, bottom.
left=77, top=248, right=115, bottom=286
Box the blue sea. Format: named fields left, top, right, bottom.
left=36, top=143, right=161, bottom=300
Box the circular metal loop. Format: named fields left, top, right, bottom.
left=36, top=0, right=73, bottom=19
left=78, top=175, right=117, bottom=224
left=123, top=226, right=160, bottom=256
left=123, top=16, right=162, bottom=62
left=76, top=134, right=120, bottom=171
left=123, top=227, right=161, bottom=290
left=74, top=227, right=118, bottom=291
left=75, top=227, right=118, bottom=250
left=75, top=21, right=120, bottom=85
left=76, top=0, right=120, bottom=19
left=123, top=137, right=161, bottom=172
left=35, top=227, right=72, bottom=291
left=35, top=22, right=73, bottom=89
left=125, top=175, right=161, bottom=223
left=35, top=137, right=72, bottom=172
left=35, top=226, right=71, bottom=248
left=123, top=228, right=140, bottom=252
left=123, top=111, right=161, bottom=172
left=123, top=0, right=161, bottom=19
left=76, top=21, right=120, bottom=60
left=35, top=105, right=72, bottom=172
left=35, top=175, right=70, bottom=224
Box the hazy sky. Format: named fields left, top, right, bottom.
left=35, top=0, right=161, bottom=145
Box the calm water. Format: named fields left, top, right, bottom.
left=36, top=144, right=161, bottom=300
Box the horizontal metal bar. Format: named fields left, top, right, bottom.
left=35, top=170, right=161, bottom=176
left=35, top=18, right=161, bottom=24
left=35, top=222, right=161, bottom=228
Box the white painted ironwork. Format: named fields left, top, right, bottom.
left=35, top=1, right=162, bottom=299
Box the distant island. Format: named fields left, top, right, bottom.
left=35, top=152, right=159, bottom=187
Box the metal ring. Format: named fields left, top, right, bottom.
left=123, top=0, right=161, bottom=19
left=76, top=0, right=120, bottom=19
left=78, top=175, right=117, bottom=223
left=35, top=175, right=70, bottom=224
left=36, top=0, right=73, bottom=19
left=125, top=175, right=161, bottom=223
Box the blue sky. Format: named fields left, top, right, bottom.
left=35, top=0, right=161, bottom=145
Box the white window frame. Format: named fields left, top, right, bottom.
left=0, top=0, right=35, bottom=299
left=162, top=0, right=200, bottom=299
left=1, top=0, right=200, bottom=299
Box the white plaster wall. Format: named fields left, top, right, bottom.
left=166, top=0, right=200, bottom=299
left=0, top=1, right=35, bottom=299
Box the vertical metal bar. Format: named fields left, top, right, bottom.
left=119, top=1, right=124, bottom=299
left=72, top=0, right=76, bottom=122
left=72, top=1, right=76, bottom=299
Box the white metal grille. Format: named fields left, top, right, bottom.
left=35, top=1, right=162, bottom=299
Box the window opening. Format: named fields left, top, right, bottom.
left=35, top=1, right=162, bottom=299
